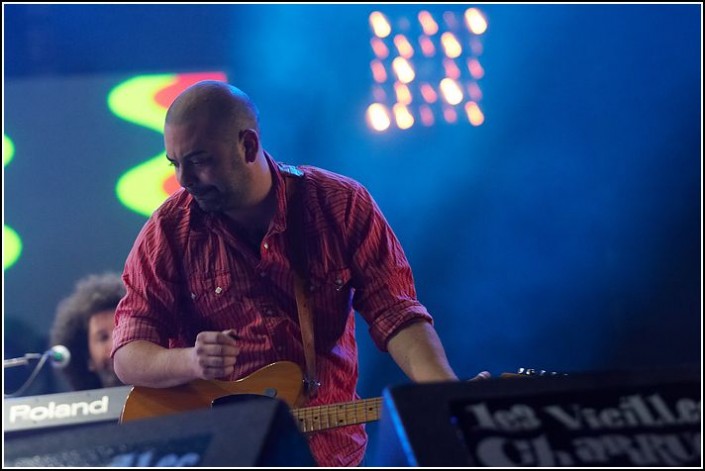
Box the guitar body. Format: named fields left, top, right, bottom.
left=120, top=361, right=304, bottom=423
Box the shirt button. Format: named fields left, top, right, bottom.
left=276, top=345, right=283, bottom=352
left=259, top=271, right=267, bottom=278
left=191, top=292, right=196, bottom=300
left=215, top=287, right=223, bottom=294
left=265, top=308, right=273, bottom=316
left=263, top=242, right=269, bottom=250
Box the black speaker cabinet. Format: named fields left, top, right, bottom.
left=373, top=365, right=700, bottom=467
left=4, top=395, right=316, bottom=467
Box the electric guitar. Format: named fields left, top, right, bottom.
left=119, top=361, right=381, bottom=433
left=119, top=361, right=561, bottom=433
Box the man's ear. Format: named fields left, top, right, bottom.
left=240, top=129, right=260, bottom=163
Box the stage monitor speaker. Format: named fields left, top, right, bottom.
left=4, top=395, right=316, bottom=467
left=372, top=365, right=700, bottom=467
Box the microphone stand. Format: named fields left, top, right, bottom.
left=4, top=353, right=42, bottom=368
left=4, top=352, right=50, bottom=398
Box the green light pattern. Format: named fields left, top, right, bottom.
left=3, top=134, right=14, bottom=166
left=116, top=153, right=173, bottom=217
left=3, top=226, right=22, bottom=270
left=107, top=75, right=176, bottom=133
left=4, top=135, right=22, bottom=269
left=108, top=75, right=177, bottom=217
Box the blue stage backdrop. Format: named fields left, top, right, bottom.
left=3, top=4, right=701, bottom=452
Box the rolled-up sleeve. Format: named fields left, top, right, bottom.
left=111, top=213, right=184, bottom=356
left=347, top=186, right=433, bottom=351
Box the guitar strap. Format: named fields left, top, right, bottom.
left=284, top=169, right=320, bottom=398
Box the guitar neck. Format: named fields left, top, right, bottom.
left=292, top=397, right=382, bottom=433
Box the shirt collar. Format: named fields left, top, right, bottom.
left=264, top=150, right=288, bottom=235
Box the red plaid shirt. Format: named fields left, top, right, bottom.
left=112, top=154, right=433, bottom=466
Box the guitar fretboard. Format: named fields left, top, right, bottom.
left=292, top=397, right=382, bottom=433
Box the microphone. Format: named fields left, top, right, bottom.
left=2, top=346, right=72, bottom=369
left=3, top=346, right=72, bottom=398
left=48, top=345, right=71, bottom=368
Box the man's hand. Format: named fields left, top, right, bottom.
left=114, top=331, right=241, bottom=388
left=190, top=329, right=241, bottom=380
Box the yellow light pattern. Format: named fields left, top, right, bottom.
left=393, top=35, right=414, bottom=59
left=418, top=11, right=439, bottom=36
left=394, top=82, right=412, bottom=105
left=370, top=12, right=392, bottom=38
left=465, top=8, right=488, bottom=35
left=440, top=78, right=464, bottom=106
left=366, top=8, right=488, bottom=132
left=441, top=32, right=462, bottom=59
left=465, top=101, right=485, bottom=126
left=367, top=103, right=391, bottom=131
left=392, top=57, right=416, bottom=84
left=393, top=103, right=414, bottom=130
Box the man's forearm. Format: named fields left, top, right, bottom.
left=386, top=321, right=458, bottom=382
left=113, top=340, right=197, bottom=388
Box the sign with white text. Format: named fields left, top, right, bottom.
left=451, top=380, right=700, bottom=466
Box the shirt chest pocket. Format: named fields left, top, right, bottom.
left=309, top=266, right=354, bottom=310
left=307, top=266, right=354, bottom=351
left=187, top=271, right=236, bottom=318
left=310, top=266, right=352, bottom=292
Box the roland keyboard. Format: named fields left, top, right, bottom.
left=4, top=385, right=132, bottom=433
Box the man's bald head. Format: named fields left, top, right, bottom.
left=165, top=81, right=260, bottom=135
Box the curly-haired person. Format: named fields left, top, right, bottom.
left=50, top=272, right=126, bottom=390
